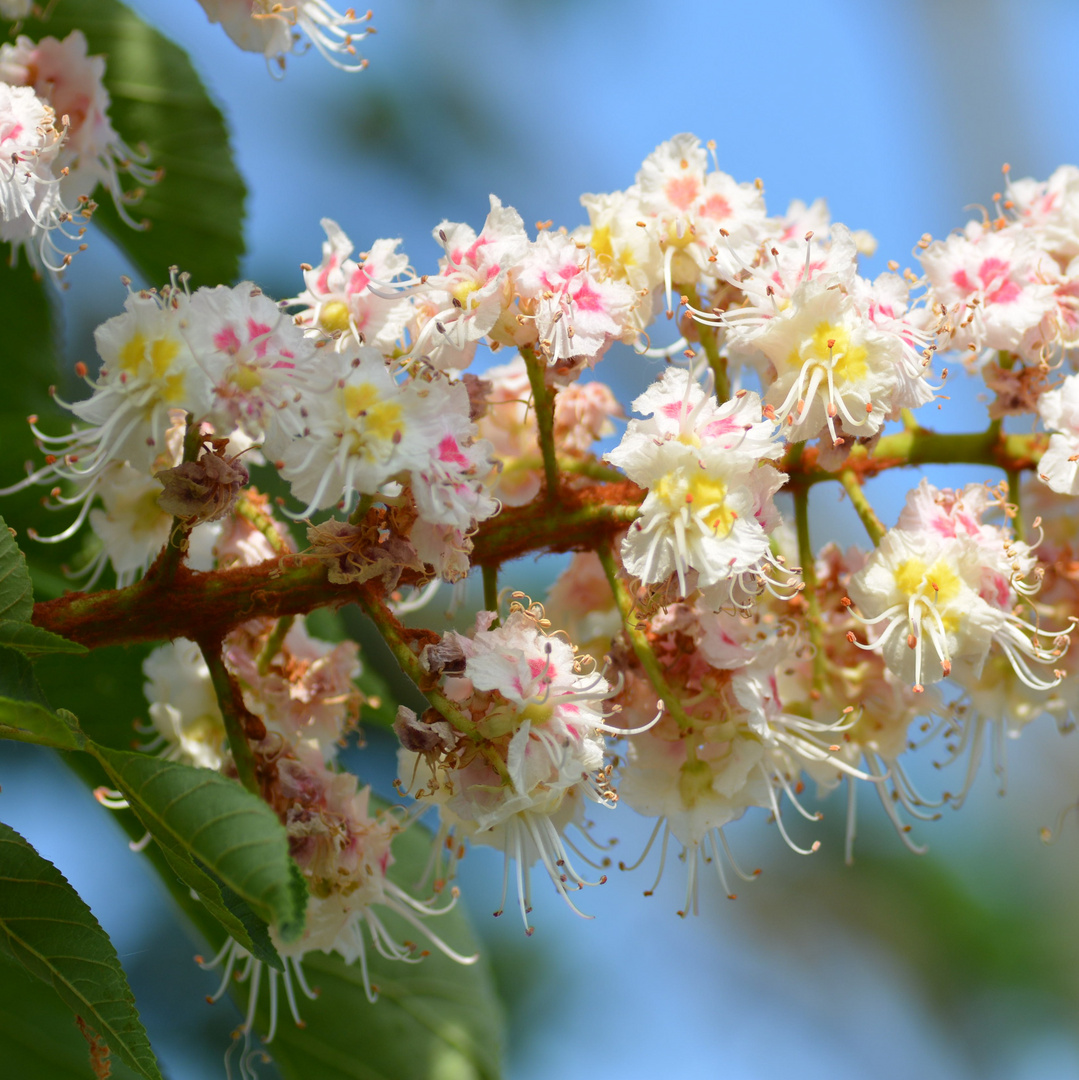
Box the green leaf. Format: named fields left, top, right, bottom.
left=247, top=821, right=505, bottom=1080
left=0, top=620, right=87, bottom=657
left=90, top=746, right=306, bottom=939
left=0, top=515, right=33, bottom=624
left=0, top=952, right=142, bottom=1079
left=154, top=842, right=284, bottom=973
left=0, top=821, right=163, bottom=1080
left=16, top=0, right=247, bottom=286
left=0, top=647, right=85, bottom=750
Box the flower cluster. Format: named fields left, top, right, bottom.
left=0, top=29, right=155, bottom=272
left=139, top=506, right=474, bottom=1070
left=14, top=129, right=1079, bottom=1075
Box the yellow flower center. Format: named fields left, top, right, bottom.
left=787, top=321, right=868, bottom=383
left=655, top=469, right=734, bottom=536
left=341, top=383, right=403, bottom=450
left=319, top=300, right=351, bottom=334
left=894, top=557, right=962, bottom=630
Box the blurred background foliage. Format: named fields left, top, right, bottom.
left=3, top=0, right=1079, bottom=1078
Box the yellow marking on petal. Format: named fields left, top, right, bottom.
left=150, top=337, right=181, bottom=379
left=786, top=321, right=868, bottom=383
left=895, top=557, right=962, bottom=630
left=656, top=470, right=734, bottom=536
left=230, top=364, right=263, bottom=392
left=451, top=279, right=481, bottom=308
left=119, top=333, right=146, bottom=372
left=342, top=382, right=404, bottom=451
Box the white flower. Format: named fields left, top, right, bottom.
left=606, top=369, right=788, bottom=602
left=410, top=195, right=529, bottom=370
left=398, top=608, right=619, bottom=931
left=182, top=282, right=321, bottom=444
left=514, top=230, right=639, bottom=369
left=291, top=220, right=414, bottom=353
left=921, top=221, right=1057, bottom=358
left=196, top=0, right=374, bottom=72
left=736, top=277, right=905, bottom=446
left=275, top=349, right=434, bottom=515
left=848, top=483, right=1070, bottom=692
left=0, top=31, right=158, bottom=221
left=1038, top=373, right=1079, bottom=495
left=0, top=81, right=86, bottom=273
left=142, top=639, right=226, bottom=770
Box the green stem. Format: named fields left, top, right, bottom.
left=358, top=594, right=514, bottom=786
left=684, top=287, right=729, bottom=401
left=482, top=564, right=500, bottom=622
left=234, top=492, right=292, bottom=554
left=199, top=642, right=261, bottom=795
left=356, top=596, right=475, bottom=736
left=787, top=428, right=1046, bottom=485
left=792, top=481, right=826, bottom=689
left=1007, top=468, right=1024, bottom=541
left=596, top=545, right=692, bottom=732
left=520, top=345, right=560, bottom=501
left=257, top=614, right=295, bottom=676
left=837, top=467, right=886, bottom=546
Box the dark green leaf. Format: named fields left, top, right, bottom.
left=17, top=0, right=247, bottom=286
left=0, top=951, right=141, bottom=1080
left=246, top=820, right=505, bottom=1080
left=154, top=842, right=284, bottom=973
left=0, top=620, right=87, bottom=657
left=90, top=746, right=306, bottom=939
left=0, top=514, right=33, bottom=624
left=0, top=821, right=163, bottom=1080
left=0, top=647, right=84, bottom=750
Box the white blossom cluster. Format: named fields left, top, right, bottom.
left=0, top=28, right=155, bottom=273
left=12, top=123, right=1079, bottom=1072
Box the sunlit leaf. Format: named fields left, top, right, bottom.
left=90, top=747, right=306, bottom=940
left=0, top=821, right=163, bottom=1080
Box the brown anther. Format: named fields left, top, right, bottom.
left=907, top=633, right=917, bottom=649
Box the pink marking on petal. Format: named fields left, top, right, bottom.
left=437, top=435, right=470, bottom=469
left=664, top=176, right=700, bottom=211
left=699, top=193, right=732, bottom=220
left=213, top=326, right=242, bottom=354
left=347, top=266, right=371, bottom=294
left=701, top=417, right=741, bottom=437
left=570, top=277, right=605, bottom=313
left=951, top=268, right=974, bottom=294
left=247, top=319, right=272, bottom=358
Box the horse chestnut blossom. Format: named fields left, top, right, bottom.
left=196, top=0, right=374, bottom=72
left=289, top=219, right=413, bottom=353
left=606, top=366, right=791, bottom=605
left=1038, top=371, right=1079, bottom=494
left=847, top=480, right=1071, bottom=693
left=396, top=605, right=627, bottom=934
left=13, top=110, right=1079, bottom=1080
left=0, top=80, right=88, bottom=272
left=0, top=31, right=158, bottom=222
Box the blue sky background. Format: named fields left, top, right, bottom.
left=6, top=1, right=1079, bottom=1078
